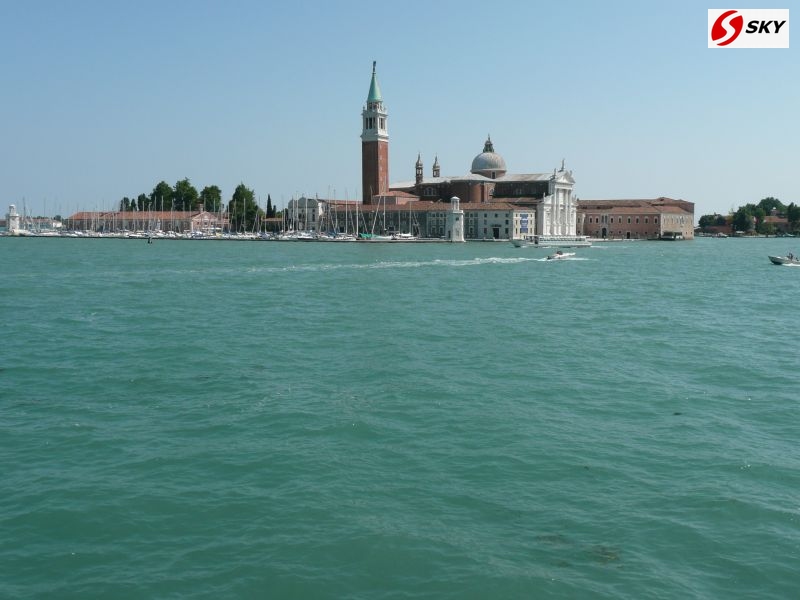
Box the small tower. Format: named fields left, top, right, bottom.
left=361, top=61, right=389, bottom=204
left=432, top=155, right=440, bottom=178
left=415, top=153, right=423, bottom=185
left=5, top=204, right=21, bottom=235
left=446, top=196, right=465, bottom=242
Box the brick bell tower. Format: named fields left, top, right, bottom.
left=361, top=61, right=388, bottom=204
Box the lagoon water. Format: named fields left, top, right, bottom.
left=2, top=236, right=799, bottom=599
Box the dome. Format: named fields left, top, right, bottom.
left=470, top=135, right=506, bottom=178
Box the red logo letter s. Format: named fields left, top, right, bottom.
left=711, top=10, right=744, bottom=46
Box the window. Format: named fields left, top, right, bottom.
left=645, top=217, right=649, bottom=224
left=627, top=217, right=631, bottom=224
left=655, top=217, right=659, bottom=224
left=636, top=217, right=640, bottom=224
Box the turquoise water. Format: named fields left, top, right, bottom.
left=2, top=237, right=799, bottom=599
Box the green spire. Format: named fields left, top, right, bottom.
left=367, top=61, right=382, bottom=103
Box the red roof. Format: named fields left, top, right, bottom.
left=67, top=210, right=208, bottom=220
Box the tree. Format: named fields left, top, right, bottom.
left=173, top=178, right=199, bottom=212
left=266, top=194, right=274, bottom=218
left=757, top=196, right=785, bottom=216
left=150, top=181, right=173, bottom=211
left=119, top=197, right=132, bottom=211
left=698, top=214, right=715, bottom=229
left=228, top=183, right=262, bottom=232
left=787, top=202, right=800, bottom=229
left=136, top=193, right=147, bottom=211
left=732, top=207, right=754, bottom=233
left=200, top=185, right=222, bottom=212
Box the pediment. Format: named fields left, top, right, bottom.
left=552, top=169, right=575, bottom=184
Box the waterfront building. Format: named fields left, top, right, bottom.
left=762, top=211, right=790, bottom=235
left=64, top=209, right=228, bottom=234
left=577, top=198, right=695, bottom=240
left=285, top=196, right=325, bottom=232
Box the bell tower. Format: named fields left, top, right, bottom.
left=361, top=61, right=388, bottom=204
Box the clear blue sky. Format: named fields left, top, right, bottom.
left=1, top=0, right=797, bottom=219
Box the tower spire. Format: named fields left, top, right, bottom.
left=367, top=61, right=382, bottom=103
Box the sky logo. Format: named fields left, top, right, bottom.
left=708, top=9, right=789, bottom=48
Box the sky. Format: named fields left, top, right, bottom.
left=1, top=0, right=797, bottom=220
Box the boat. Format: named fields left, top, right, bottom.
left=768, top=254, right=800, bottom=265
left=511, top=234, right=591, bottom=248
left=546, top=250, right=575, bottom=260
left=331, top=232, right=357, bottom=242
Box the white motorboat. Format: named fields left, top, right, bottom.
left=768, top=254, right=800, bottom=265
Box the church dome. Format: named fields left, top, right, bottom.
left=470, top=135, right=506, bottom=178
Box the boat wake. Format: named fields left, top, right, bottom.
left=256, top=256, right=542, bottom=273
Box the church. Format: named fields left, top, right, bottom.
left=326, top=63, right=693, bottom=241
left=338, top=62, right=576, bottom=241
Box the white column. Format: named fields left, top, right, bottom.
left=556, top=189, right=562, bottom=234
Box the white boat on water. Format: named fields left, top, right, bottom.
left=768, top=254, right=800, bottom=265
left=511, top=235, right=590, bottom=248
left=546, top=250, right=575, bottom=260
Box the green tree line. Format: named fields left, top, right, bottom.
left=698, top=197, right=800, bottom=236
left=116, top=178, right=280, bottom=230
